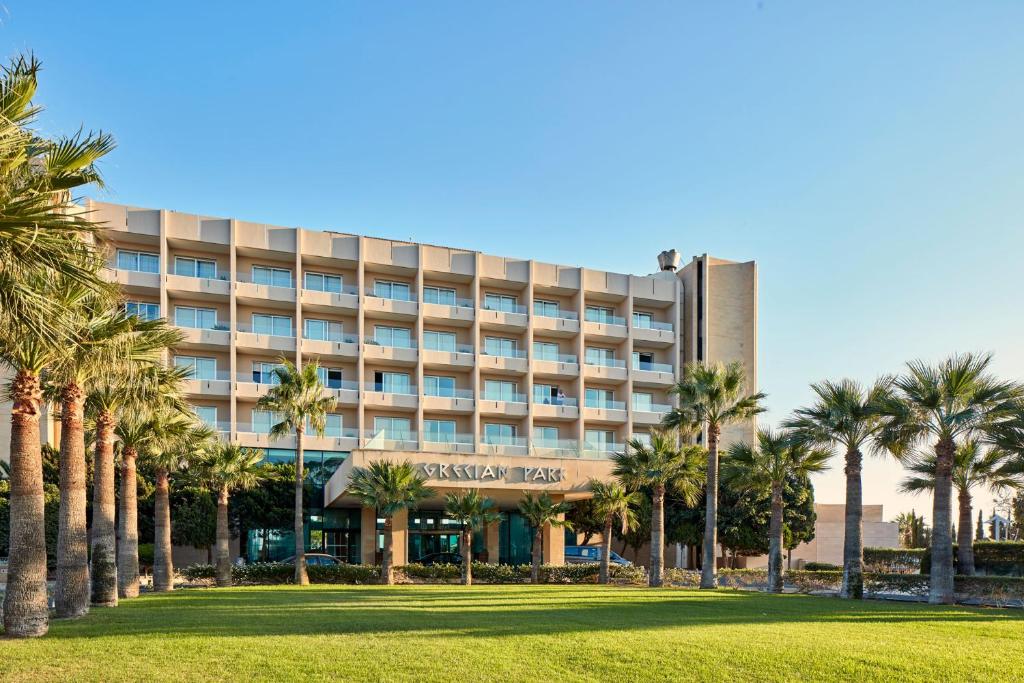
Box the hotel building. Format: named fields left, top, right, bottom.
left=2, top=200, right=758, bottom=566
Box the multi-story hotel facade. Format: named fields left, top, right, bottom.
left=1, top=200, right=758, bottom=567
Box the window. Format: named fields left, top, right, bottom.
left=423, top=375, right=456, bottom=397
left=585, top=430, right=616, bottom=450
left=632, top=432, right=653, bottom=447
left=252, top=265, right=292, bottom=288
left=373, top=416, right=411, bottom=440
left=533, top=426, right=558, bottom=445
left=124, top=301, right=160, bottom=321
left=532, top=341, right=560, bottom=362
left=632, top=392, right=654, bottom=412
left=484, top=293, right=518, bottom=313
left=116, top=249, right=159, bottom=273
left=174, top=256, right=217, bottom=279
left=585, top=305, right=615, bottom=324
left=484, top=423, right=516, bottom=445
left=585, top=347, right=615, bottom=366
left=586, top=387, right=615, bottom=409
left=252, top=409, right=284, bottom=434
left=423, top=419, right=456, bottom=443
left=374, top=371, right=411, bottom=394
left=174, top=306, right=217, bottom=330
left=632, top=312, right=653, bottom=329
left=533, top=299, right=560, bottom=318
left=194, top=406, right=218, bottom=428
left=483, top=336, right=518, bottom=358
left=423, top=330, right=457, bottom=352
left=533, top=384, right=560, bottom=404
left=423, top=286, right=456, bottom=306
left=484, top=380, right=517, bottom=402
left=374, top=280, right=412, bottom=301
left=253, top=313, right=293, bottom=337
left=304, top=318, right=343, bottom=342
left=373, top=325, right=413, bottom=348
left=309, top=414, right=343, bottom=438
left=174, top=356, right=217, bottom=380
left=253, top=361, right=286, bottom=385
left=633, top=351, right=655, bottom=369
left=317, top=367, right=344, bottom=389
left=303, top=272, right=343, bottom=293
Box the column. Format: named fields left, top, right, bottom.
left=486, top=521, right=501, bottom=564
left=228, top=220, right=238, bottom=440
left=392, top=507, right=409, bottom=566
left=541, top=512, right=566, bottom=566
left=360, top=506, right=376, bottom=565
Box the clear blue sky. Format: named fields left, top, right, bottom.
left=5, top=2, right=1023, bottom=522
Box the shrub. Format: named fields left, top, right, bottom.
left=180, top=563, right=215, bottom=581
left=138, top=543, right=155, bottom=570
left=307, top=564, right=380, bottom=584
left=232, top=562, right=292, bottom=585
left=539, top=563, right=600, bottom=583
left=398, top=563, right=462, bottom=582
left=609, top=563, right=648, bottom=585
left=864, top=573, right=929, bottom=597
left=788, top=570, right=842, bottom=593
left=803, top=562, right=840, bottom=571
left=863, top=547, right=925, bottom=574
left=471, top=563, right=531, bottom=584
left=954, top=575, right=1024, bottom=606
left=663, top=568, right=701, bottom=587
left=717, top=568, right=768, bottom=589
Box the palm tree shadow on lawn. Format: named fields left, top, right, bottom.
left=47, top=586, right=1023, bottom=640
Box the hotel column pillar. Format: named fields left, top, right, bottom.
left=485, top=521, right=500, bottom=564
left=542, top=508, right=565, bottom=565
left=392, top=507, right=409, bottom=566
left=360, top=506, right=377, bottom=565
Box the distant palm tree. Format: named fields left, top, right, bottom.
left=195, top=443, right=265, bottom=587
left=784, top=378, right=891, bottom=599
left=139, top=410, right=216, bottom=592
left=256, top=359, right=337, bottom=585
left=588, top=480, right=641, bottom=585
left=347, top=460, right=433, bottom=585
left=664, top=361, right=766, bottom=589
left=518, top=492, right=574, bottom=584
left=612, top=428, right=705, bottom=587
left=444, top=490, right=503, bottom=585
left=876, top=353, right=1024, bottom=604
left=900, top=440, right=1019, bottom=575
left=722, top=429, right=831, bottom=592
left=48, top=289, right=180, bottom=615
left=894, top=510, right=931, bottom=549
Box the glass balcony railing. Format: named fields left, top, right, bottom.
left=633, top=402, right=673, bottom=414
left=303, top=330, right=359, bottom=344
left=364, top=382, right=417, bottom=396
left=531, top=438, right=579, bottom=453
left=585, top=357, right=626, bottom=369
left=423, top=387, right=474, bottom=400
left=533, top=352, right=578, bottom=364
left=482, top=436, right=528, bottom=448
left=238, top=371, right=282, bottom=385
left=236, top=272, right=295, bottom=289
left=180, top=370, right=231, bottom=382
left=634, top=320, right=673, bottom=332
left=533, top=308, right=579, bottom=321
left=423, top=295, right=475, bottom=309
left=481, top=347, right=527, bottom=359
left=365, top=336, right=417, bottom=349
left=482, top=302, right=528, bottom=315
left=423, top=343, right=475, bottom=354
left=303, top=283, right=359, bottom=296
left=323, top=380, right=360, bottom=393
left=583, top=441, right=625, bottom=454
left=585, top=311, right=626, bottom=326
left=171, top=269, right=230, bottom=281
left=367, top=289, right=417, bottom=303
left=423, top=432, right=474, bottom=446
left=482, top=392, right=527, bottom=403
left=585, top=398, right=626, bottom=410
left=362, top=430, right=418, bottom=448
left=634, top=360, right=673, bottom=373
left=533, top=396, right=578, bottom=407
left=236, top=323, right=295, bottom=338
left=175, top=321, right=230, bottom=332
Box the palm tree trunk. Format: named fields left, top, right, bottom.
left=599, top=517, right=613, bottom=585
left=215, top=485, right=232, bottom=587
left=462, top=528, right=473, bottom=586
left=90, top=409, right=118, bottom=607
left=930, top=436, right=956, bottom=604
left=700, top=424, right=720, bottom=589
left=650, top=483, right=665, bottom=587
left=840, top=447, right=864, bottom=599
left=768, top=483, right=784, bottom=593
left=293, top=426, right=308, bottom=585
left=2, top=369, right=49, bottom=638
left=531, top=527, right=543, bottom=584
left=55, top=382, right=90, bottom=619
left=152, top=468, right=174, bottom=592
left=957, top=488, right=975, bottom=576
left=117, top=446, right=140, bottom=599
left=381, top=517, right=394, bottom=585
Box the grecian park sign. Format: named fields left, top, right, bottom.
left=418, top=462, right=567, bottom=483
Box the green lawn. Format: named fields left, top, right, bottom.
left=2, top=585, right=1022, bottom=681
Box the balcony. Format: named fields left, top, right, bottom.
left=479, top=348, right=528, bottom=375
left=164, top=272, right=230, bottom=298
left=362, top=384, right=418, bottom=411
left=324, top=380, right=359, bottom=405
left=632, top=361, right=676, bottom=386
left=361, top=429, right=418, bottom=451
left=106, top=267, right=160, bottom=293
left=421, top=433, right=475, bottom=454
left=584, top=311, right=627, bottom=342
left=479, top=303, right=528, bottom=332
left=583, top=397, right=628, bottom=424
left=632, top=320, right=675, bottom=347
left=532, top=396, right=579, bottom=421
left=583, top=358, right=628, bottom=383
left=532, top=309, right=580, bottom=337
left=422, top=297, right=475, bottom=326
left=235, top=273, right=296, bottom=305
left=363, top=338, right=418, bottom=366
left=479, top=437, right=529, bottom=456
left=176, top=325, right=231, bottom=349
left=422, top=390, right=475, bottom=414
left=530, top=439, right=581, bottom=458
left=236, top=427, right=295, bottom=450
left=235, top=324, right=297, bottom=353
left=532, top=353, right=580, bottom=379
left=234, top=376, right=275, bottom=399
left=301, top=283, right=359, bottom=312
left=632, top=403, right=673, bottom=425
left=581, top=442, right=626, bottom=458
left=363, top=290, right=417, bottom=319
left=421, top=343, right=475, bottom=370
left=181, top=373, right=231, bottom=398
left=479, top=394, right=528, bottom=417
left=305, top=428, right=360, bottom=452
left=301, top=333, right=359, bottom=359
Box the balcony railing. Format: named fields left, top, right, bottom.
left=236, top=273, right=295, bottom=289
left=362, top=430, right=418, bottom=448
left=423, top=343, right=475, bottom=354
left=364, top=337, right=417, bottom=349
left=303, top=331, right=359, bottom=344
left=423, top=387, right=474, bottom=400
left=423, top=295, right=474, bottom=309
left=366, top=289, right=417, bottom=303
left=171, top=269, right=230, bottom=281
left=634, top=360, right=673, bottom=373
left=236, top=323, right=295, bottom=338
left=482, top=302, right=528, bottom=315
left=585, top=311, right=626, bottom=326
left=533, top=396, right=578, bottom=407
left=534, top=352, right=578, bottom=364
left=482, top=436, right=528, bottom=448
left=585, top=398, right=626, bottom=410
left=583, top=441, right=626, bottom=454
left=482, top=392, right=527, bottom=403
left=533, top=308, right=579, bottom=321
left=324, top=380, right=360, bottom=392
left=423, top=433, right=474, bottom=446
left=633, top=402, right=673, bottom=414
left=634, top=320, right=673, bottom=331
left=180, top=370, right=231, bottom=382
left=585, top=357, right=626, bottom=369
left=199, top=420, right=232, bottom=433
left=364, top=383, right=417, bottom=396
left=303, top=283, right=359, bottom=296
left=531, top=438, right=580, bottom=454
left=175, top=322, right=230, bottom=332
left=481, top=347, right=527, bottom=359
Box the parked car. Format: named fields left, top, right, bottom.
left=281, top=553, right=341, bottom=566
left=418, top=552, right=463, bottom=566
left=565, top=546, right=631, bottom=566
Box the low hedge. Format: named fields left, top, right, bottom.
left=179, top=562, right=380, bottom=585
left=920, top=542, right=1024, bottom=577
left=803, top=562, right=840, bottom=571
left=863, top=548, right=925, bottom=574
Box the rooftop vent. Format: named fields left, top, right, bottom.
left=657, top=249, right=681, bottom=272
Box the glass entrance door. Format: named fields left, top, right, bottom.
left=408, top=533, right=460, bottom=562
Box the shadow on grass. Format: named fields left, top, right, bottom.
left=46, top=585, right=1024, bottom=641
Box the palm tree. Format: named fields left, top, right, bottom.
left=899, top=440, right=1019, bottom=575
left=722, top=429, right=831, bottom=592
left=894, top=510, right=931, bottom=548
left=49, top=289, right=180, bottom=616
left=588, top=480, right=641, bottom=585
left=612, top=428, right=706, bottom=587
left=86, top=364, right=189, bottom=605
left=784, top=378, right=891, bottom=599
left=256, top=358, right=337, bottom=585
left=444, top=490, right=503, bottom=585
left=147, top=416, right=216, bottom=592
left=664, top=361, right=766, bottom=589
left=876, top=353, right=1024, bottom=604
left=517, top=492, right=574, bottom=584
left=347, top=460, right=433, bottom=585
left=196, top=442, right=265, bottom=587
